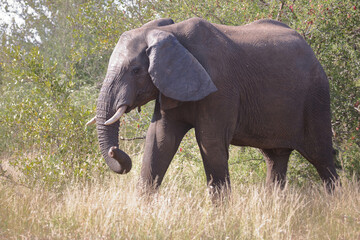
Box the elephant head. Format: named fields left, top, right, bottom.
left=88, top=18, right=217, bottom=174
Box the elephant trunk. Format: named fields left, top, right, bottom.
left=96, top=91, right=132, bottom=174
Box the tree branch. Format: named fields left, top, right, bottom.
left=230, top=159, right=265, bottom=165
left=276, top=1, right=285, bottom=21
left=119, top=136, right=146, bottom=141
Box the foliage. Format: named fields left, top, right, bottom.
left=0, top=0, right=359, bottom=189
left=0, top=45, right=103, bottom=186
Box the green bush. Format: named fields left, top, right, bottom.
left=0, top=45, right=103, bottom=187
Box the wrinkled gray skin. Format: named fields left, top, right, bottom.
left=96, top=18, right=338, bottom=194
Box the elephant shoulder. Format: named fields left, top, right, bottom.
left=181, top=17, right=214, bottom=31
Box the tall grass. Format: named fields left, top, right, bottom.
left=1, top=154, right=359, bottom=240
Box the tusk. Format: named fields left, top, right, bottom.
left=86, top=117, right=96, bottom=126
left=104, top=106, right=127, bottom=125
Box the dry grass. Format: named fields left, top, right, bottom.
left=1, top=156, right=359, bottom=240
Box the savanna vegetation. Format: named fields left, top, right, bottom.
left=0, top=0, right=359, bottom=239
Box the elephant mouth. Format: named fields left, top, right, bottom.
left=125, top=105, right=143, bottom=114
left=125, top=97, right=152, bottom=113
left=125, top=106, right=135, bottom=113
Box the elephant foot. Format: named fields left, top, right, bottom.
left=322, top=172, right=340, bottom=194
left=207, top=182, right=231, bottom=205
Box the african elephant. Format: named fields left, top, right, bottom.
left=87, top=17, right=339, bottom=193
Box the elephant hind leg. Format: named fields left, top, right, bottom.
left=299, top=147, right=339, bottom=191
left=301, top=88, right=339, bottom=190
left=261, top=148, right=292, bottom=189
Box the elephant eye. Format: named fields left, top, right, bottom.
left=132, top=67, right=141, bottom=74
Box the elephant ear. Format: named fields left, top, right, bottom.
left=145, top=30, right=217, bottom=103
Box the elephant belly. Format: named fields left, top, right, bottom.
left=231, top=105, right=304, bottom=150
left=230, top=134, right=297, bottom=150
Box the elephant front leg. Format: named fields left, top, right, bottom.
left=140, top=116, right=191, bottom=192
left=195, top=130, right=231, bottom=198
